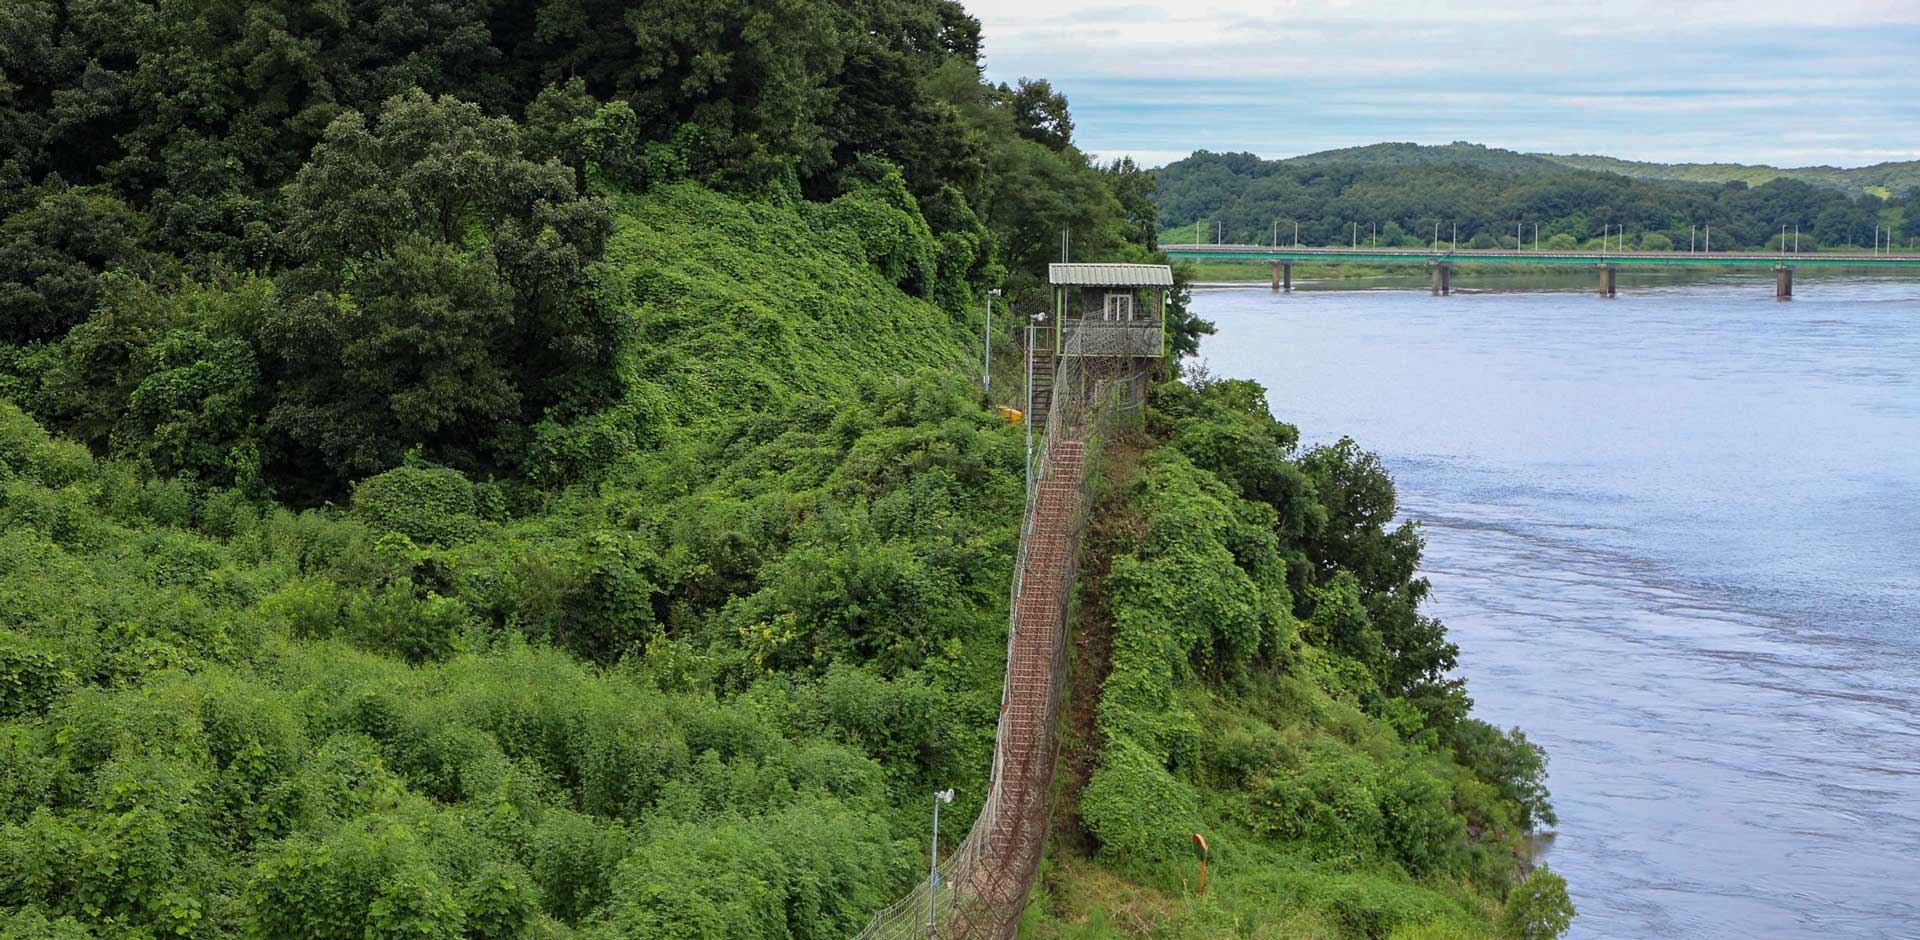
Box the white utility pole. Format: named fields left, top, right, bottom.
left=984, top=289, right=1001, bottom=392
left=927, top=788, right=955, bottom=939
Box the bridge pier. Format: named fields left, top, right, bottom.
left=1598, top=264, right=1617, bottom=298
left=1430, top=262, right=1451, bottom=296
left=1775, top=265, right=1793, bottom=300
left=1269, top=262, right=1292, bottom=291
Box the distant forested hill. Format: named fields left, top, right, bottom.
left=1156, top=144, right=1915, bottom=252
left=1540, top=153, right=1920, bottom=199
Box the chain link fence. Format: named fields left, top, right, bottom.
left=851, top=329, right=1148, bottom=940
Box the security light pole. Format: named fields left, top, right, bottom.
left=984, top=289, right=1001, bottom=392
left=927, top=788, right=955, bottom=939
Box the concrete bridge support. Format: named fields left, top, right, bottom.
left=1598, top=264, right=1617, bottom=298
left=1270, top=262, right=1292, bottom=291
left=1776, top=266, right=1793, bottom=300
left=1430, top=262, right=1451, bottom=296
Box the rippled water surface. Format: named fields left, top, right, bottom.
left=1190, top=272, right=1920, bottom=940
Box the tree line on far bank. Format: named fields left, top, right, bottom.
left=1157, top=147, right=1917, bottom=253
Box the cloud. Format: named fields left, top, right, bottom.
left=965, top=0, right=1920, bottom=167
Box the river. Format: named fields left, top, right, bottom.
left=1189, top=271, right=1920, bottom=940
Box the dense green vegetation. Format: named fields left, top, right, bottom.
left=3, top=3, right=1562, bottom=938
left=1159, top=143, right=1916, bottom=253
left=1025, top=378, right=1568, bottom=940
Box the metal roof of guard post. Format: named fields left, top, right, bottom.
left=1046, top=263, right=1172, bottom=359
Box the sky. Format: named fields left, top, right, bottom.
left=964, top=0, right=1920, bottom=169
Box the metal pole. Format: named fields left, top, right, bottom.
left=928, top=788, right=953, bottom=939
left=1705, top=224, right=1710, bottom=253
left=1294, top=221, right=1299, bottom=248
left=984, top=289, right=1002, bottom=392
left=1372, top=221, right=1376, bottom=248
left=1024, top=324, right=1033, bottom=495
left=1273, top=219, right=1278, bottom=248
left=1452, top=223, right=1457, bottom=252
left=1433, top=222, right=1439, bottom=251
left=1535, top=223, right=1539, bottom=252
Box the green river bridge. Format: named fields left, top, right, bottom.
left=1163, top=244, right=1920, bottom=298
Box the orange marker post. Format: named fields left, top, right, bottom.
left=1191, top=833, right=1209, bottom=896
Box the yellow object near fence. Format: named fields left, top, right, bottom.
left=998, top=406, right=1023, bottom=425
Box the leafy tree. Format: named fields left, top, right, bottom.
left=266, top=237, right=519, bottom=481
left=1103, top=156, right=1159, bottom=249
left=1004, top=78, right=1073, bottom=151
left=0, top=182, right=152, bottom=343
left=1501, top=866, right=1575, bottom=940
left=265, top=90, right=617, bottom=488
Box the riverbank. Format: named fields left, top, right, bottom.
left=1187, top=279, right=1920, bottom=940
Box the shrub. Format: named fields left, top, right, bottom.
left=0, top=402, right=91, bottom=488
left=1500, top=867, right=1574, bottom=940
left=352, top=465, right=484, bottom=545
left=245, top=822, right=463, bottom=940
left=1080, top=738, right=1203, bottom=864
left=0, top=630, right=73, bottom=718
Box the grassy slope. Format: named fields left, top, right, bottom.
left=599, top=183, right=973, bottom=428
left=0, top=184, right=1026, bottom=940
left=1023, top=388, right=1555, bottom=940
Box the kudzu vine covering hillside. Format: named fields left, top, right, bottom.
left=3, top=2, right=1563, bottom=938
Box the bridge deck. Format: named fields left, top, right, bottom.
left=1165, top=244, right=1920, bottom=269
